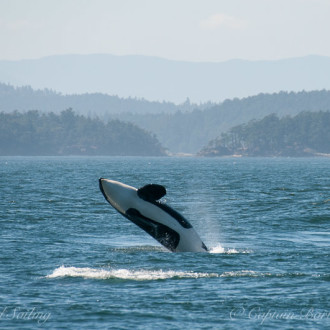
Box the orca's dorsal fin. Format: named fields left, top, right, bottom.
left=137, top=184, right=166, bottom=201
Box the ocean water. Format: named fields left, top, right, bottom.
left=0, top=156, right=329, bottom=329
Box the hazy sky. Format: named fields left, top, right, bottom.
left=1, top=0, right=330, bottom=62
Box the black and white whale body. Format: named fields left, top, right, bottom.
left=99, top=178, right=208, bottom=252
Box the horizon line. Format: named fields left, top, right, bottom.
left=0, top=53, right=328, bottom=64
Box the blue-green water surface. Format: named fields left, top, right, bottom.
left=0, top=157, right=329, bottom=329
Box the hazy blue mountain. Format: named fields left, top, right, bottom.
left=1, top=54, right=330, bottom=103
left=0, top=83, right=206, bottom=115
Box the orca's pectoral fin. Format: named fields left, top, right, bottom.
left=126, top=208, right=179, bottom=252
left=137, top=184, right=166, bottom=201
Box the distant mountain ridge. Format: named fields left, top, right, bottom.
left=1, top=54, right=330, bottom=103
left=0, top=83, right=205, bottom=115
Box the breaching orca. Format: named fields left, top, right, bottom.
left=99, top=178, right=208, bottom=252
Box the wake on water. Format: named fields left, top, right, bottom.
left=46, top=266, right=219, bottom=280
left=46, top=266, right=267, bottom=281
left=47, top=266, right=327, bottom=281
left=46, top=244, right=254, bottom=281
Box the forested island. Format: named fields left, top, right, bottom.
left=2, top=83, right=330, bottom=155
left=199, top=111, right=330, bottom=157
left=122, top=90, right=330, bottom=153
left=0, top=110, right=166, bottom=156
left=2, top=83, right=330, bottom=153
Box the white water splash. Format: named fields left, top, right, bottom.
left=47, top=266, right=219, bottom=281
left=209, top=244, right=251, bottom=254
